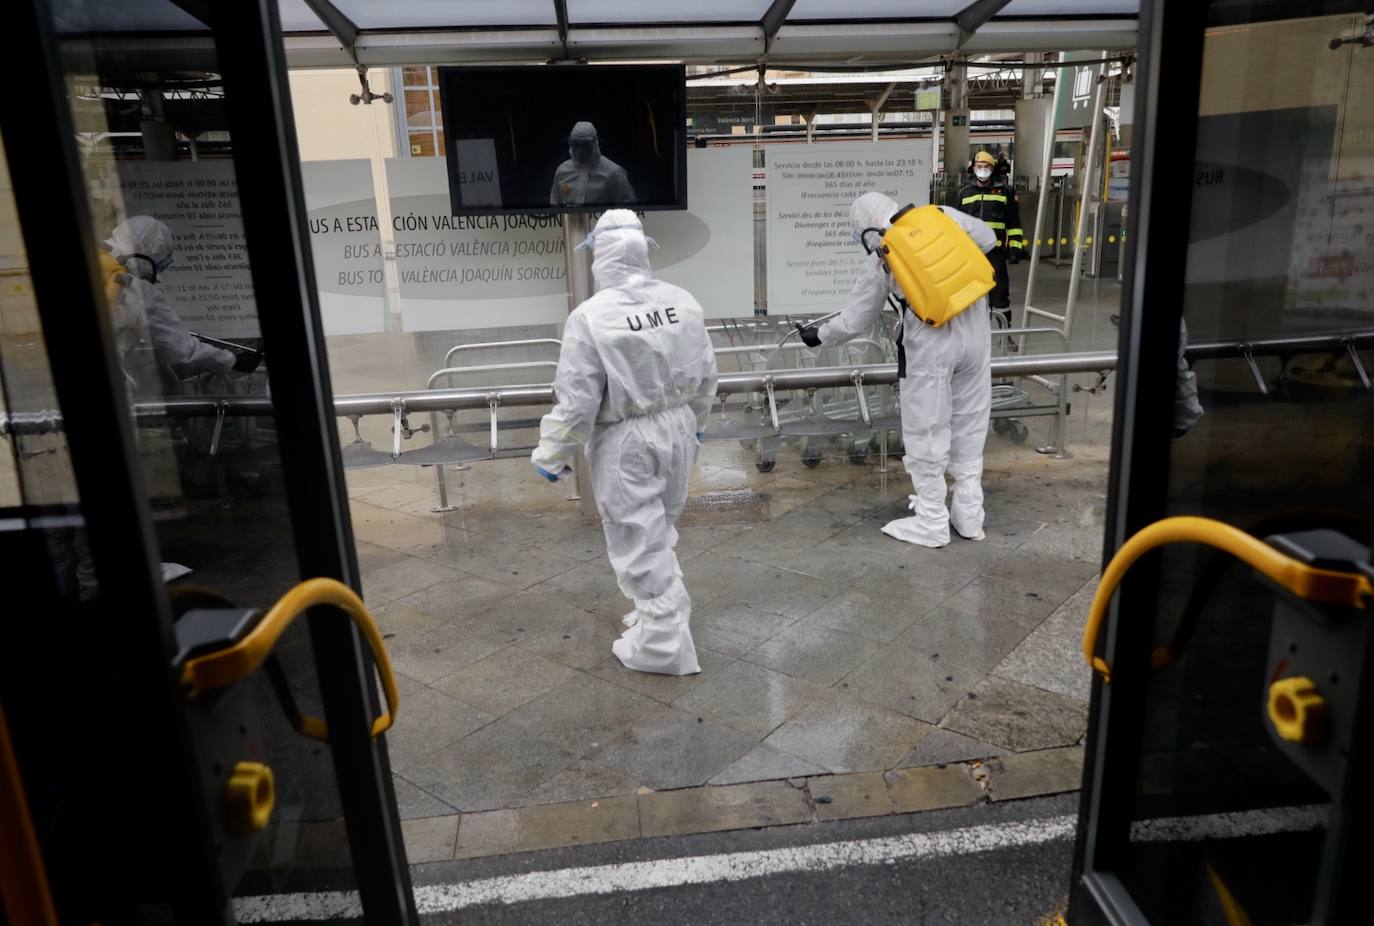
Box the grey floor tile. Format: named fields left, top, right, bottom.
left=692, top=604, right=797, bottom=658
left=349, top=499, right=447, bottom=552
left=1013, top=524, right=1107, bottom=572
left=992, top=579, right=1096, bottom=702
left=762, top=692, right=934, bottom=774
left=710, top=527, right=823, bottom=569
left=439, top=539, right=585, bottom=591
left=384, top=685, right=497, bottom=774
left=587, top=647, right=732, bottom=704
left=896, top=605, right=1039, bottom=675
left=825, top=521, right=912, bottom=559
left=381, top=623, right=510, bottom=687
left=863, top=557, right=980, bottom=599
left=407, top=718, right=577, bottom=812
left=517, top=760, right=641, bottom=808
left=993, top=547, right=1102, bottom=587
left=361, top=556, right=463, bottom=606
left=392, top=774, right=457, bottom=819
left=941, top=676, right=1090, bottom=752
left=355, top=540, right=412, bottom=575
left=763, top=544, right=891, bottom=585
left=725, top=567, right=842, bottom=620
left=672, top=660, right=828, bottom=738
left=744, top=623, right=887, bottom=687
left=708, top=743, right=827, bottom=785
left=372, top=600, right=449, bottom=637
left=393, top=573, right=526, bottom=625
left=431, top=647, right=577, bottom=716
left=526, top=562, right=629, bottom=618
left=680, top=553, right=771, bottom=605
left=939, top=575, right=1071, bottom=625
left=535, top=522, right=613, bottom=563
left=519, top=610, right=624, bottom=671
left=800, top=586, right=940, bottom=642
left=588, top=708, right=757, bottom=790
left=503, top=675, right=663, bottom=755
left=437, top=507, right=552, bottom=547
left=674, top=525, right=753, bottom=562
left=838, top=642, right=985, bottom=724
left=764, top=504, right=865, bottom=541
left=896, top=728, right=1002, bottom=768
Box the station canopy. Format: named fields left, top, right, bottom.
left=59, top=1, right=1138, bottom=67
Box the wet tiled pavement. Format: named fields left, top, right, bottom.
left=327, top=264, right=1123, bottom=847
left=355, top=437, right=1107, bottom=822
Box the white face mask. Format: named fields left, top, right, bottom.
left=974, top=167, right=993, bottom=181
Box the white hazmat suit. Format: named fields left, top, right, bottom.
left=532, top=210, right=718, bottom=675
left=818, top=193, right=997, bottom=548
left=105, top=216, right=236, bottom=380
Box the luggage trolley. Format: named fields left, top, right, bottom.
left=747, top=314, right=897, bottom=473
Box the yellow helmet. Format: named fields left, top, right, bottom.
left=973, top=150, right=996, bottom=167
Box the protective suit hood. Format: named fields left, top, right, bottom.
left=589, top=208, right=652, bottom=291
left=569, top=121, right=602, bottom=165
left=850, top=191, right=900, bottom=244
left=106, top=215, right=175, bottom=281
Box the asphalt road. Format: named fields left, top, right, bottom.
left=244, top=793, right=1078, bottom=925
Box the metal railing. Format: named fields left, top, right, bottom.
left=5, top=331, right=1371, bottom=465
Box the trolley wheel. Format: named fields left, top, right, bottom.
left=802, top=447, right=823, bottom=469
left=848, top=444, right=868, bottom=465
left=1010, top=421, right=1030, bottom=445
left=755, top=457, right=776, bottom=473
left=992, top=418, right=1011, bottom=435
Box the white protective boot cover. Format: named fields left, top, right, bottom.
left=612, top=576, right=700, bottom=675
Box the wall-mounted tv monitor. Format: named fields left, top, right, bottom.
left=437, top=64, right=687, bottom=216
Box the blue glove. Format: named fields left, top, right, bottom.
left=533, top=463, right=568, bottom=483
left=695, top=432, right=703, bottom=442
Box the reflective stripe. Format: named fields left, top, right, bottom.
left=1009, top=239, right=1025, bottom=249
left=960, top=193, right=1008, bottom=205
left=1007, top=228, right=1024, bottom=237
left=985, top=221, right=1006, bottom=230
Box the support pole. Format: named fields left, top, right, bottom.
left=562, top=213, right=599, bottom=518
left=1020, top=51, right=1066, bottom=332
left=1036, top=57, right=1108, bottom=459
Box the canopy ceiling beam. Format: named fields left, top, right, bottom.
left=954, top=0, right=1014, bottom=48
left=300, top=0, right=361, bottom=64
left=760, top=0, right=799, bottom=53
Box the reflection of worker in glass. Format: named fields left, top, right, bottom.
left=550, top=121, right=636, bottom=207
left=1174, top=319, right=1204, bottom=438
left=103, top=216, right=260, bottom=386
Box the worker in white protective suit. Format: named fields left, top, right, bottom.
left=104, top=216, right=258, bottom=384
left=531, top=210, right=718, bottom=675
left=796, top=192, right=997, bottom=548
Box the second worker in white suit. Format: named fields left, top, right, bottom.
left=532, top=210, right=718, bottom=675
left=797, top=192, right=997, bottom=548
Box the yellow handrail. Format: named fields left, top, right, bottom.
left=1084, top=516, right=1373, bottom=682
left=180, top=578, right=399, bottom=741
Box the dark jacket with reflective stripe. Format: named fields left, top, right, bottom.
left=955, top=181, right=1025, bottom=250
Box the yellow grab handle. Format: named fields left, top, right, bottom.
left=181, top=578, right=399, bottom=741
left=1083, top=516, right=1373, bottom=683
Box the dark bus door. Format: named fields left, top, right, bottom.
left=0, top=0, right=415, bottom=922
left=1071, top=1, right=1373, bottom=924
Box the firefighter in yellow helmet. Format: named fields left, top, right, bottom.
left=956, top=150, right=1024, bottom=324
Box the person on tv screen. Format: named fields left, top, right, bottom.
left=550, top=121, right=636, bottom=207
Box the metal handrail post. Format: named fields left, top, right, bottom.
left=1038, top=55, right=1109, bottom=460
